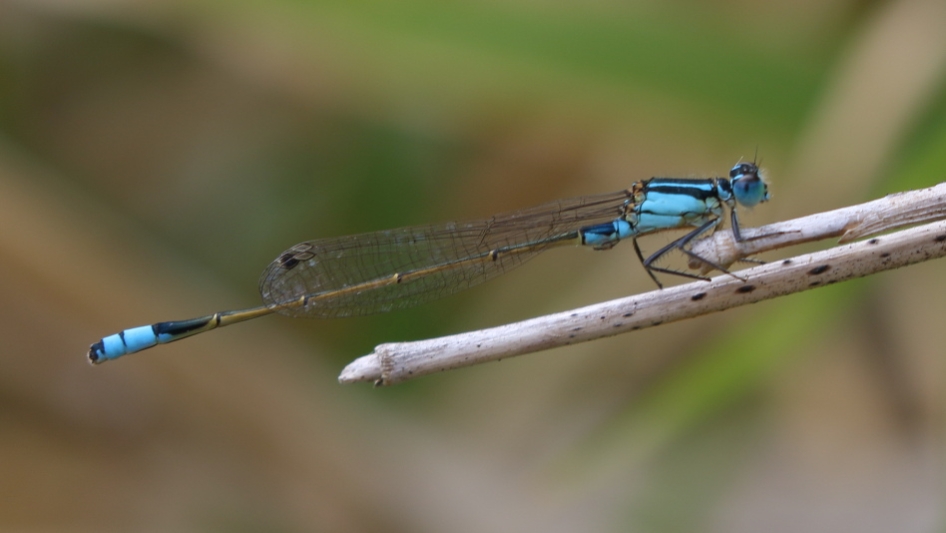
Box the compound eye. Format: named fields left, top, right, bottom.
left=731, top=165, right=768, bottom=207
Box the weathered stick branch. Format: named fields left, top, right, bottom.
left=339, top=183, right=946, bottom=386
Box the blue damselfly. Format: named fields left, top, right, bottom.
left=89, top=162, right=768, bottom=363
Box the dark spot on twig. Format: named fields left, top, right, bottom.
left=808, top=265, right=830, bottom=275
left=736, top=285, right=756, bottom=293
left=782, top=259, right=793, bottom=265
left=691, top=292, right=706, bottom=301
left=868, top=238, right=879, bottom=245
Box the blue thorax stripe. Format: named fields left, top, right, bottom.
left=644, top=178, right=720, bottom=201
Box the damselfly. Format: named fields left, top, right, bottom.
left=88, top=162, right=768, bottom=363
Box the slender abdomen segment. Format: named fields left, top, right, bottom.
left=88, top=307, right=273, bottom=364
left=88, top=325, right=163, bottom=363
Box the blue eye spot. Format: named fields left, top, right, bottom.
left=730, top=163, right=769, bottom=207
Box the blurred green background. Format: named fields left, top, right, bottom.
left=2, top=0, right=945, bottom=531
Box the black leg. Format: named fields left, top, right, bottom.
left=730, top=207, right=797, bottom=265
left=633, top=238, right=664, bottom=289
left=639, top=218, right=747, bottom=287
left=730, top=207, right=743, bottom=242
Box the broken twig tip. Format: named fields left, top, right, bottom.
left=338, top=353, right=382, bottom=384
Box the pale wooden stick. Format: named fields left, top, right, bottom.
left=687, top=181, right=946, bottom=272
left=340, top=206, right=946, bottom=386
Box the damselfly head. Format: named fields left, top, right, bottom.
left=729, top=162, right=769, bottom=207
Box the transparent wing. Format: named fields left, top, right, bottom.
left=258, top=189, right=632, bottom=318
